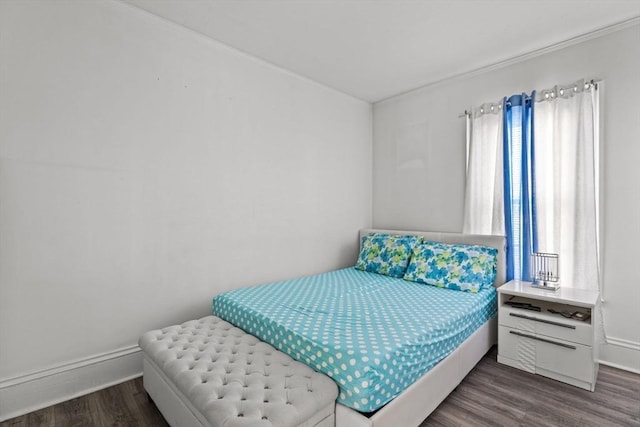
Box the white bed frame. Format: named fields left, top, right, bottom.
left=335, top=229, right=506, bottom=427
left=143, top=229, right=506, bottom=427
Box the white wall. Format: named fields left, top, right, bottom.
left=0, top=0, right=371, bottom=418
left=373, top=24, right=640, bottom=372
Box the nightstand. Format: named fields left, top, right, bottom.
left=497, top=280, right=599, bottom=391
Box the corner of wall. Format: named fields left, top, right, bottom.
left=599, top=337, right=640, bottom=374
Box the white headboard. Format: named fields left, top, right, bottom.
left=359, top=229, right=507, bottom=287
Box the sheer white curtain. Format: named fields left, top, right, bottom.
left=463, top=80, right=600, bottom=292
left=534, top=82, right=600, bottom=291
left=463, top=103, right=504, bottom=236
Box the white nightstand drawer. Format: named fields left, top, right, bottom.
left=497, top=281, right=599, bottom=391
left=499, top=326, right=593, bottom=383
left=499, top=306, right=593, bottom=346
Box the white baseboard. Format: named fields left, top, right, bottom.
left=599, top=336, right=640, bottom=374
left=0, top=345, right=143, bottom=422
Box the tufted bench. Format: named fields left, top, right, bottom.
left=139, top=316, right=338, bottom=427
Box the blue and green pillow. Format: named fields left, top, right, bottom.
left=403, top=241, right=498, bottom=293
left=355, top=233, right=423, bottom=278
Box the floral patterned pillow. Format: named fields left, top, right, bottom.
left=403, top=242, right=498, bottom=292
left=355, top=233, right=423, bottom=278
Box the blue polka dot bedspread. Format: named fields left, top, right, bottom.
left=212, top=267, right=497, bottom=412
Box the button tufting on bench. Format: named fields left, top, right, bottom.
left=139, top=315, right=338, bottom=427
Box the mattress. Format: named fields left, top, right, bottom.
left=212, top=267, right=496, bottom=412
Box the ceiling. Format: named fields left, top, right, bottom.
left=122, top=0, right=640, bottom=103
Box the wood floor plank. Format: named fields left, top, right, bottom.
left=447, top=385, right=526, bottom=425
left=25, top=407, right=54, bottom=427
left=90, top=381, right=136, bottom=426
left=426, top=393, right=522, bottom=427
left=1, top=406, right=55, bottom=427
left=124, top=378, right=169, bottom=427
left=52, top=394, right=98, bottom=427
left=500, top=364, right=638, bottom=426
left=423, top=346, right=640, bottom=427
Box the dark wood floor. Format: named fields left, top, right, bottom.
left=0, top=379, right=168, bottom=427
left=422, top=347, right=640, bottom=427
left=2, top=346, right=638, bottom=427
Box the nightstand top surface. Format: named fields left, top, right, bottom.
left=498, top=280, right=599, bottom=307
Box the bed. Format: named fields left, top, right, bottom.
left=213, top=229, right=506, bottom=426
left=144, top=229, right=506, bottom=427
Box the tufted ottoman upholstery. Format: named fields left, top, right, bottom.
left=139, top=316, right=338, bottom=427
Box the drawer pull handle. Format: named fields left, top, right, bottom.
left=509, top=313, right=576, bottom=329
left=509, top=330, right=577, bottom=350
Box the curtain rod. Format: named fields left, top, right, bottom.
left=459, top=78, right=601, bottom=118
